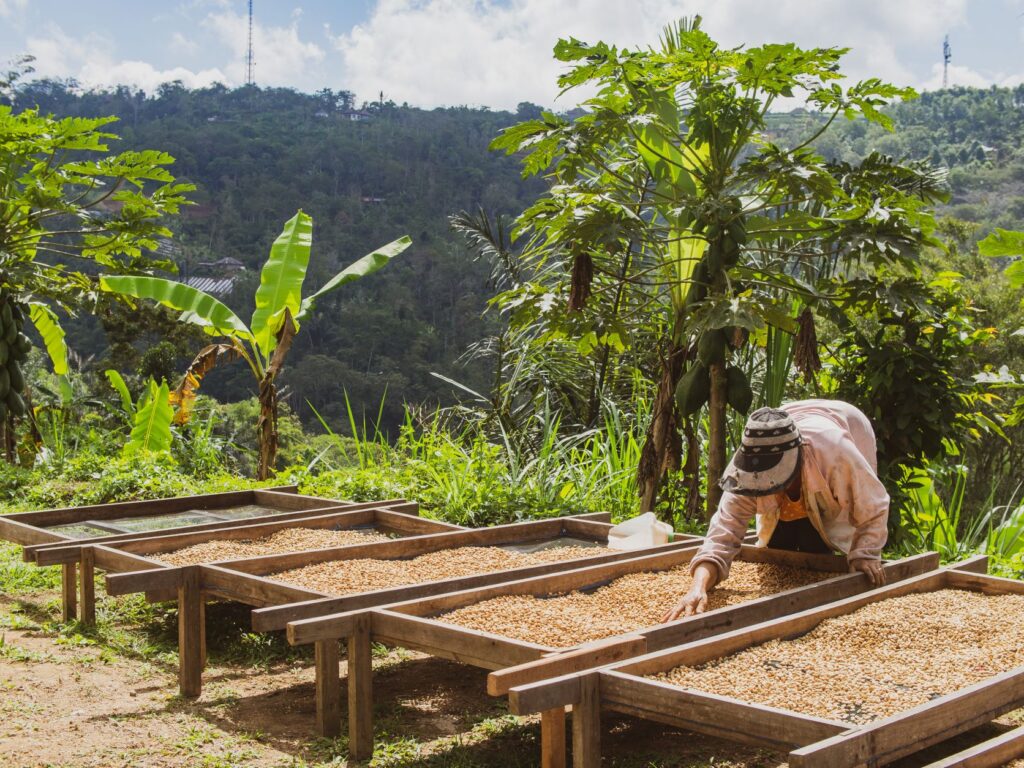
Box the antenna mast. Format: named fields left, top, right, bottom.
left=246, top=0, right=255, bottom=86
left=942, top=34, right=951, bottom=88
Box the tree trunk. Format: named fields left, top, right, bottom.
left=256, top=378, right=278, bottom=481
left=706, top=359, right=728, bottom=518
left=637, top=343, right=685, bottom=520
left=255, top=309, right=298, bottom=481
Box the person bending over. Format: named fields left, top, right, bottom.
left=662, top=399, right=889, bottom=621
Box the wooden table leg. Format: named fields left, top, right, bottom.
left=178, top=567, right=203, bottom=698
left=315, top=639, right=341, bottom=737
left=61, top=562, right=77, bottom=622
left=542, top=707, right=567, bottom=768
left=79, top=548, right=95, bottom=626
left=348, top=613, right=373, bottom=760
left=572, top=675, right=601, bottom=768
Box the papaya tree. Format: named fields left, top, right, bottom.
left=492, top=19, right=943, bottom=517
left=101, top=211, right=410, bottom=478
left=0, top=104, right=191, bottom=457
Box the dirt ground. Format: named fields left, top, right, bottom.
left=1, top=580, right=1022, bottom=767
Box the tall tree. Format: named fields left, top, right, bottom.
left=492, top=18, right=942, bottom=518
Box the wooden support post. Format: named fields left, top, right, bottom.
left=61, top=562, right=77, bottom=622
left=541, top=707, right=567, bottom=768
left=315, top=639, right=342, bottom=738
left=178, top=566, right=204, bottom=698
left=572, top=675, right=601, bottom=768
left=347, top=613, right=374, bottom=759
left=200, top=599, right=207, bottom=669
left=79, top=547, right=96, bottom=625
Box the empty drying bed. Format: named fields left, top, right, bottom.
left=156, top=527, right=395, bottom=566
left=435, top=561, right=838, bottom=647
left=653, top=588, right=1024, bottom=724
left=273, top=544, right=603, bottom=596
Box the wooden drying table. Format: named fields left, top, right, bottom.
left=285, top=544, right=938, bottom=765
left=506, top=558, right=1022, bottom=768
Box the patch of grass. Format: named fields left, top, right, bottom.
left=0, top=632, right=51, bottom=662
left=0, top=542, right=61, bottom=593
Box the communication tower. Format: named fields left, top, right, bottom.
left=246, top=0, right=255, bottom=86
left=943, top=34, right=951, bottom=88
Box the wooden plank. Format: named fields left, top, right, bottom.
left=488, top=635, right=648, bottom=696
left=4, top=487, right=278, bottom=527
left=509, top=672, right=585, bottom=716
left=178, top=566, right=204, bottom=698
left=0, top=515, right=65, bottom=547
left=947, top=568, right=1024, bottom=595
left=314, top=639, right=341, bottom=738
left=566, top=511, right=612, bottom=524
left=923, top=724, right=1024, bottom=768
left=198, top=565, right=322, bottom=606
left=572, top=674, right=601, bottom=768
left=79, top=547, right=96, bottom=625
left=541, top=708, right=566, bottom=768
left=602, top=671, right=848, bottom=750
left=81, top=520, right=136, bottom=534
left=25, top=499, right=416, bottom=559
left=61, top=562, right=77, bottom=622
left=371, top=610, right=549, bottom=668
left=258, top=538, right=700, bottom=634
left=948, top=554, right=989, bottom=574
left=92, top=545, right=165, bottom=574
left=106, top=566, right=183, bottom=596
left=347, top=613, right=373, bottom=758
left=789, top=665, right=1024, bottom=768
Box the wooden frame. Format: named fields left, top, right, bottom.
left=103, top=516, right=701, bottom=703
left=506, top=562, right=1023, bottom=768
left=34, top=501, right=446, bottom=623
left=1, top=487, right=364, bottom=552
left=284, top=544, right=938, bottom=765
left=1, top=487, right=432, bottom=623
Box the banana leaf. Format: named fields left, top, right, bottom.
left=28, top=303, right=68, bottom=375
left=100, top=275, right=252, bottom=340
left=298, top=236, right=412, bottom=320
left=250, top=210, right=314, bottom=358
left=125, top=379, right=173, bottom=454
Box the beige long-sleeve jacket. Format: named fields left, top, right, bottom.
left=691, top=399, right=890, bottom=581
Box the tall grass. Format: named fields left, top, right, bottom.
left=298, top=395, right=648, bottom=527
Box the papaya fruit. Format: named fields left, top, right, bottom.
left=8, top=361, right=24, bottom=394
left=0, top=303, right=12, bottom=329
left=14, top=333, right=30, bottom=356
left=3, top=322, right=16, bottom=345
left=0, top=368, right=9, bottom=399
left=0, top=340, right=9, bottom=367
left=697, top=329, right=727, bottom=366
left=6, top=391, right=25, bottom=418
left=726, top=366, right=754, bottom=414
left=675, top=362, right=711, bottom=417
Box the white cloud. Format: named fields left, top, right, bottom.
left=169, top=31, right=199, bottom=55
left=25, top=25, right=225, bottom=91
left=204, top=7, right=325, bottom=86
left=330, top=0, right=1010, bottom=110
left=0, top=0, right=27, bottom=17
left=921, top=62, right=1024, bottom=91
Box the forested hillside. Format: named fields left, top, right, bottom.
left=10, top=81, right=1024, bottom=432
left=10, top=82, right=546, bottom=429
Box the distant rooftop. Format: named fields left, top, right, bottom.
left=184, top=276, right=237, bottom=297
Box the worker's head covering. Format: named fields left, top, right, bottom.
left=719, top=407, right=802, bottom=497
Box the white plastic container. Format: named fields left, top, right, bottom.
left=606, top=512, right=673, bottom=550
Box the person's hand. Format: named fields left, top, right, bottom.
left=661, top=586, right=708, bottom=621
left=661, top=563, right=718, bottom=622
left=850, top=559, right=886, bottom=587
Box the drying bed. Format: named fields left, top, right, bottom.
left=284, top=545, right=938, bottom=765
left=1, top=486, right=327, bottom=548
left=505, top=560, right=1021, bottom=768
left=104, top=515, right=701, bottom=708
left=29, top=500, right=432, bottom=624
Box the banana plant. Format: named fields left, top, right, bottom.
left=101, top=210, right=411, bottom=478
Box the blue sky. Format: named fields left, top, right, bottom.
left=1, top=1, right=1023, bottom=110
